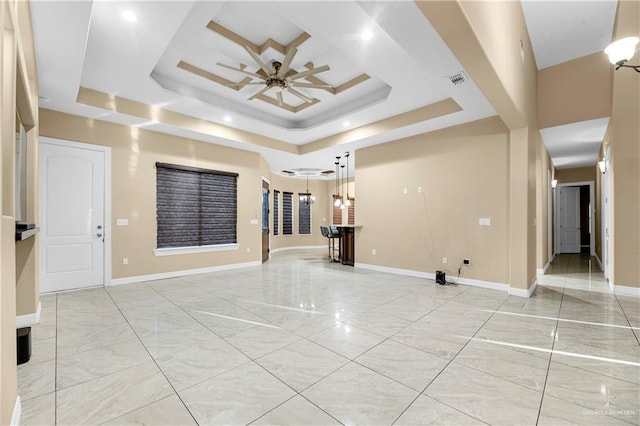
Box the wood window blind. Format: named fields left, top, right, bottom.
left=332, top=195, right=342, bottom=225
left=282, top=192, right=293, bottom=235
left=348, top=197, right=355, bottom=225
left=156, top=163, right=237, bottom=248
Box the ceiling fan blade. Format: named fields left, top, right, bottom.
left=289, top=82, right=333, bottom=89
left=217, top=63, right=266, bottom=80
left=225, top=82, right=265, bottom=87
left=248, top=85, right=271, bottom=101
left=278, top=47, right=297, bottom=78
left=287, top=65, right=330, bottom=81
left=276, top=92, right=284, bottom=107
left=243, top=46, right=272, bottom=76
left=287, top=87, right=313, bottom=103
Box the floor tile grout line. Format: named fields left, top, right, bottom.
left=103, top=285, right=200, bottom=426
left=389, top=291, right=511, bottom=425
left=534, top=278, right=566, bottom=426
left=613, top=293, right=640, bottom=346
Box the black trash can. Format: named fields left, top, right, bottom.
left=17, top=327, right=31, bottom=365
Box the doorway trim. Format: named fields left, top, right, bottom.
left=261, top=176, right=271, bottom=262
left=39, top=137, right=112, bottom=287
left=547, top=170, right=553, bottom=264
left=555, top=180, right=595, bottom=257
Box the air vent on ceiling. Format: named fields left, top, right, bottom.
left=281, top=170, right=295, bottom=176
left=321, top=170, right=335, bottom=175
left=447, top=71, right=467, bottom=86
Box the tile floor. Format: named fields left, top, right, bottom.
left=19, top=251, right=640, bottom=425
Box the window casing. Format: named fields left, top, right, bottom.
left=156, top=163, right=238, bottom=249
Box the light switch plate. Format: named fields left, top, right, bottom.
left=479, top=218, right=491, bottom=226
left=116, top=218, right=128, bottom=226
left=250, top=219, right=258, bottom=225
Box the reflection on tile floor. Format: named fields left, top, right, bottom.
left=19, top=250, right=640, bottom=425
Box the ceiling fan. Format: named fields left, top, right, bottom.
left=217, top=46, right=333, bottom=107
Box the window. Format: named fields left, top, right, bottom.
left=156, top=162, right=238, bottom=249
left=273, top=190, right=280, bottom=236
left=282, top=192, right=293, bottom=235
left=298, top=194, right=312, bottom=235
left=333, top=195, right=342, bottom=225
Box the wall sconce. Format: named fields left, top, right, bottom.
left=551, top=179, right=558, bottom=189
left=605, top=36, right=640, bottom=72
left=598, top=160, right=606, bottom=174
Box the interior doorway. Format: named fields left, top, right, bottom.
left=39, top=138, right=111, bottom=292
left=261, top=178, right=270, bottom=263
left=555, top=181, right=595, bottom=256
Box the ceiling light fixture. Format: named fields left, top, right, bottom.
left=218, top=46, right=333, bottom=106
left=340, top=164, right=346, bottom=210
left=121, top=10, right=138, bottom=23
left=223, top=115, right=232, bottom=122
left=299, top=173, right=316, bottom=205
left=334, top=156, right=342, bottom=207
left=605, top=36, right=640, bottom=72
left=598, top=160, right=606, bottom=174
left=551, top=179, right=558, bottom=189
left=344, top=152, right=351, bottom=207
left=343, top=121, right=350, bottom=127
left=361, top=29, right=373, bottom=41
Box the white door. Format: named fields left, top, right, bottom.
left=558, top=186, right=581, bottom=254
left=39, top=140, right=105, bottom=292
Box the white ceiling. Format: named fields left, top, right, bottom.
left=540, top=118, right=609, bottom=169
left=31, top=1, right=617, bottom=176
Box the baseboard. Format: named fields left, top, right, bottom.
left=11, top=396, right=21, bottom=426
left=355, top=263, right=511, bottom=293
left=109, top=261, right=262, bottom=286
left=612, top=284, right=640, bottom=297
left=537, top=255, right=555, bottom=276
left=510, top=280, right=538, bottom=298
left=594, top=253, right=603, bottom=271
left=16, top=301, right=41, bottom=328
left=270, top=245, right=325, bottom=254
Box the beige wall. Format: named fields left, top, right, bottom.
left=538, top=53, right=612, bottom=129
left=609, top=0, right=640, bottom=288
left=356, top=117, right=510, bottom=284
left=418, top=1, right=541, bottom=292
left=40, top=109, right=267, bottom=279
left=556, top=166, right=596, bottom=184
left=2, top=0, right=40, bottom=422
left=536, top=139, right=553, bottom=269
left=269, top=174, right=330, bottom=251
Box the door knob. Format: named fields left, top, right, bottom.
left=97, top=233, right=103, bottom=238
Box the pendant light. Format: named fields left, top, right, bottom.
left=340, top=164, right=346, bottom=210
left=334, top=156, right=342, bottom=207
left=344, top=152, right=351, bottom=207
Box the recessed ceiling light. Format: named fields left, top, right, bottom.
left=223, top=115, right=232, bottom=123
left=343, top=121, right=350, bottom=127
left=361, top=29, right=373, bottom=41
left=121, top=10, right=138, bottom=23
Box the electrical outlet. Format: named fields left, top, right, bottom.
left=372, top=249, right=377, bottom=255
left=122, top=258, right=128, bottom=265
left=246, top=247, right=251, bottom=253
left=463, top=258, right=471, bottom=266
left=442, top=257, right=448, bottom=264
left=418, top=186, right=423, bottom=193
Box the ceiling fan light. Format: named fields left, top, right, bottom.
left=605, top=36, right=639, bottom=65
